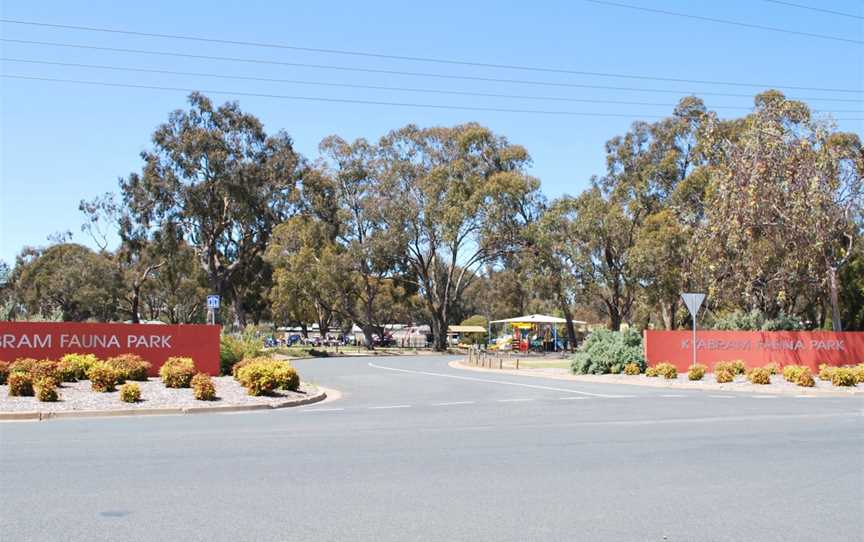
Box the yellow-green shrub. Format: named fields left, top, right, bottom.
left=29, top=359, right=60, bottom=383
left=191, top=373, right=216, bottom=401
left=763, top=362, right=779, bottom=375
left=274, top=363, right=300, bottom=391
left=783, top=365, right=805, bottom=383
left=35, top=379, right=59, bottom=402
left=8, top=372, right=34, bottom=397
left=796, top=367, right=815, bottom=388
left=231, top=355, right=273, bottom=380
left=55, top=359, right=78, bottom=382
left=107, top=354, right=151, bottom=382
left=747, top=367, right=771, bottom=385
left=159, top=357, right=197, bottom=388
left=715, top=368, right=734, bottom=383
left=88, top=362, right=119, bottom=392
left=645, top=366, right=659, bottom=377
left=687, top=364, right=707, bottom=381
left=10, top=358, right=37, bottom=376
left=656, top=362, right=677, bottom=379
left=852, top=364, right=864, bottom=384
left=119, top=382, right=141, bottom=403
left=236, top=363, right=278, bottom=396
left=0, top=360, right=10, bottom=385
left=623, top=363, right=641, bottom=375
left=831, top=368, right=857, bottom=387
left=818, top=363, right=835, bottom=381
left=60, top=353, right=99, bottom=380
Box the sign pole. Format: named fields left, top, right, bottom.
left=681, top=293, right=705, bottom=369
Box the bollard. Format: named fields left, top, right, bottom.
left=516, top=358, right=519, bottom=370
left=499, top=357, right=502, bottom=370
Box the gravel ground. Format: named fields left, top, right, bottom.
left=0, top=377, right=318, bottom=412
left=455, top=361, right=863, bottom=395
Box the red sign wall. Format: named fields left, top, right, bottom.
left=644, top=330, right=864, bottom=372
left=0, top=322, right=221, bottom=376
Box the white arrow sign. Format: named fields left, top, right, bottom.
left=681, top=293, right=705, bottom=317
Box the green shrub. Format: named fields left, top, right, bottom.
left=273, top=362, right=300, bottom=391
left=818, top=364, right=835, bottom=381
left=55, top=359, right=79, bottom=382
left=59, top=353, right=99, bottom=380
left=8, top=372, right=34, bottom=397
left=107, top=354, right=151, bottom=382
left=796, top=368, right=815, bottom=388
left=688, top=364, right=707, bottom=381
left=9, top=358, right=37, bottom=375
left=236, top=363, right=278, bottom=396
left=191, top=373, right=217, bottom=401
left=852, top=364, right=864, bottom=384
left=119, top=382, right=141, bottom=403
left=782, top=365, right=805, bottom=383
left=656, top=362, right=677, bottom=379
left=715, top=368, right=734, bottom=383
left=831, top=368, right=856, bottom=387
left=570, top=329, right=645, bottom=375
left=88, top=362, right=119, bottom=392
left=609, top=363, right=622, bottom=375
left=747, top=367, right=771, bottom=385
left=220, top=334, right=263, bottom=375
left=711, top=309, right=804, bottom=331
left=645, top=366, right=658, bottom=377
left=35, top=379, right=59, bottom=402
left=159, top=357, right=197, bottom=388
left=0, top=361, right=9, bottom=385
left=623, top=363, right=641, bottom=375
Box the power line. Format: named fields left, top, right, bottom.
left=0, top=18, right=861, bottom=92
left=760, top=0, right=864, bottom=20
left=2, top=38, right=862, bottom=103
left=3, top=75, right=862, bottom=122
left=4, top=58, right=860, bottom=113
left=586, top=0, right=864, bottom=45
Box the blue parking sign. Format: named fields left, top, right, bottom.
left=207, top=295, right=220, bottom=309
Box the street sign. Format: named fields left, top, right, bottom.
left=681, top=293, right=705, bottom=317
left=681, top=292, right=706, bottom=369
left=207, top=295, right=220, bottom=309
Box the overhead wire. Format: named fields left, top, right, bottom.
left=3, top=58, right=860, bottom=113
left=0, top=18, right=861, bottom=92
left=760, top=0, right=864, bottom=20
left=1, top=38, right=861, bottom=103
left=3, top=75, right=862, bottom=121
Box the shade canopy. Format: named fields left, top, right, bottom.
left=490, top=314, right=582, bottom=325
left=447, top=325, right=488, bottom=334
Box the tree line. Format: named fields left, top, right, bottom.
left=1, top=90, right=861, bottom=348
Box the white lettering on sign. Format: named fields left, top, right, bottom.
left=1, top=334, right=52, bottom=348
left=127, top=335, right=172, bottom=349
left=680, top=338, right=847, bottom=352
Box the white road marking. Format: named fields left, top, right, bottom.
left=300, top=407, right=345, bottom=412
left=751, top=395, right=778, bottom=399
left=497, top=398, right=534, bottom=403
left=661, top=394, right=686, bottom=398
left=709, top=395, right=735, bottom=399
left=795, top=395, right=818, bottom=398
left=367, top=362, right=627, bottom=398
left=368, top=405, right=412, bottom=410
left=558, top=397, right=589, bottom=401
left=432, top=401, right=475, bottom=406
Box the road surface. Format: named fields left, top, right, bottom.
left=1, top=355, right=862, bottom=541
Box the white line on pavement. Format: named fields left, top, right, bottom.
left=558, top=397, right=589, bottom=400
left=300, top=407, right=345, bottom=412
left=795, top=395, right=819, bottom=398
left=661, top=394, right=686, bottom=398
left=497, top=398, right=534, bottom=403
left=751, top=396, right=778, bottom=399
left=368, top=405, right=412, bottom=410
left=432, top=401, right=475, bottom=406
left=367, top=362, right=627, bottom=398
left=709, top=395, right=736, bottom=399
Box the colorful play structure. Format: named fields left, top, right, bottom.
left=489, top=314, right=586, bottom=352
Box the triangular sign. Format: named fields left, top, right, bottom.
left=681, top=293, right=705, bottom=317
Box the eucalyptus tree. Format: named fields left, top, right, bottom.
left=118, top=92, right=306, bottom=327
left=377, top=123, right=542, bottom=349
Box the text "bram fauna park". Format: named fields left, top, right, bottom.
left=1, top=333, right=173, bottom=349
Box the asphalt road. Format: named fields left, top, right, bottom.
left=1, top=355, right=862, bottom=542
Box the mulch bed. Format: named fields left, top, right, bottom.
left=0, top=377, right=317, bottom=412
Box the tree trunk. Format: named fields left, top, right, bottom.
left=130, top=284, right=141, bottom=324
left=361, top=325, right=375, bottom=351
left=827, top=265, right=842, bottom=331
left=232, top=300, right=247, bottom=331
left=431, top=314, right=448, bottom=351
left=560, top=302, right=577, bottom=351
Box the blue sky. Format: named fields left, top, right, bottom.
left=1, top=0, right=862, bottom=264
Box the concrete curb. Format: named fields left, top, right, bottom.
left=0, top=385, right=328, bottom=422
left=451, top=360, right=864, bottom=398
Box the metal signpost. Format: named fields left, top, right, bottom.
left=206, top=295, right=220, bottom=325
left=681, top=292, right=705, bottom=368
